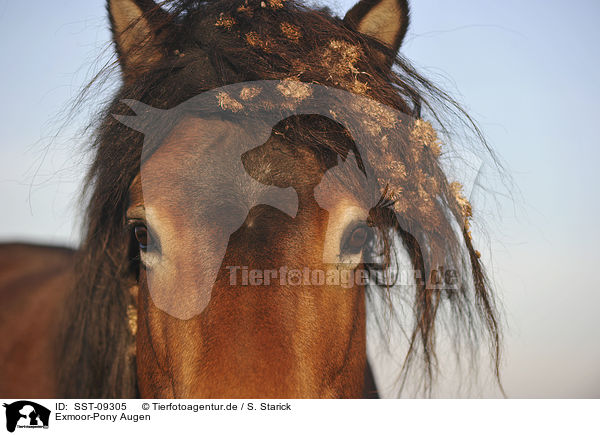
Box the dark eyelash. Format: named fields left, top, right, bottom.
left=125, top=219, right=144, bottom=230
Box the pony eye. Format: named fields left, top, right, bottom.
left=342, top=225, right=370, bottom=255
left=134, top=225, right=149, bottom=250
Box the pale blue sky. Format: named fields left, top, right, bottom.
left=0, top=0, right=598, bottom=397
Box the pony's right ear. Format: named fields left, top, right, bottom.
left=108, top=0, right=174, bottom=84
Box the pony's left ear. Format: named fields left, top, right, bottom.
left=108, top=0, right=174, bottom=84
left=343, top=0, right=409, bottom=64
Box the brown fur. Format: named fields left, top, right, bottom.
left=0, top=0, right=501, bottom=398
left=0, top=244, right=73, bottom=397
left=131, top=117, right=370, bottom=397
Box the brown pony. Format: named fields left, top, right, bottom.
left=0, top=0, right=501, bottom=398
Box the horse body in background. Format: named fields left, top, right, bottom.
left=0, top=0, right=500, bottom=398
left=0, top=244, right=73, bottom=397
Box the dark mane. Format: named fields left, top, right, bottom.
left=58, top=0, right=502, bottom=397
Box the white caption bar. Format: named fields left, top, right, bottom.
left=1, top=399, right=597, bottom=434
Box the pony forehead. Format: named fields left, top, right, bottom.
left=115, top=80, right=412, bottom=158
left=134, top=114, right=374, bottom=222
left=144, top=116, right=247, bottom=158
left=116, top=80, right=479, bottom=241
left=115, top=81, right=453, bottom=210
